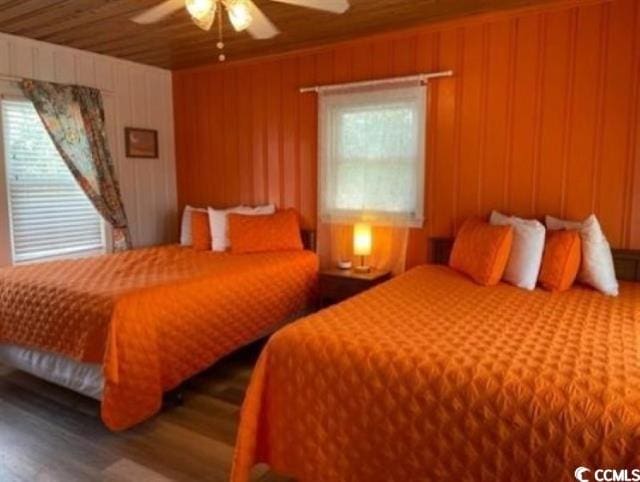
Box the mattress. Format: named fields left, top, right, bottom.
left=0, top=305, right=311, bottom=402
left=0, top=309, right=310, bottom=401
left=232, top=265, right=640, bottom=482
left=0, top=245, right=318, bottom=430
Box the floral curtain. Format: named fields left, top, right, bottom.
left=20, top=79, right=131, bottom=251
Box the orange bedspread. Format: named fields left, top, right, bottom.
left=0, top=246, right=317, bottom=430
left=233, top=265, right=640, bottom=482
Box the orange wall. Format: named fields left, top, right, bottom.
left=173, top=0, right=640, bottom=268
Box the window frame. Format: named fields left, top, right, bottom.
left=318, top=83, right=427, bottom=228
left=0, top=89, right=108, bottom=265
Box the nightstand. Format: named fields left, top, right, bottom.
left=319, top=268, right=391, bottom=307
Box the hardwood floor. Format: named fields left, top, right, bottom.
left=0, top=341, right=287, bottom=482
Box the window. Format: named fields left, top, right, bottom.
left=319, top=84, right=426, bottom=226
left=1, top=98, right=105, bottom=263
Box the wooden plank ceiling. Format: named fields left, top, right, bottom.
left=0, top=0, right=560, bottom=70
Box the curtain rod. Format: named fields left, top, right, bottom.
left=299, top=70, right=453, bottom=93
left=0, top=73, right=115, bottom=95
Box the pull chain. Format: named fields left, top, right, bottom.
left=217, top=0, right=225, bottom=62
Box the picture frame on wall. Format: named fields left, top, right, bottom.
left=125, top=127, right=158, bottom=158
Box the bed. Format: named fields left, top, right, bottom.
left=232, top=239, right=640, bottom=482
left=0, top=231, right=317, bottom=431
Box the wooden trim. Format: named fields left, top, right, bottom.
left=176, top=0, right=611, bottom=74
left=430, top=237, right=640, bottom=282
left=611, top=249, right=640, bottom=282
left=430, top=237, right=456, bottom=266
left=301, top=230, right=316, bottom=252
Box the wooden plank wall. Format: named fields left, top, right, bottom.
left=173, top=0, right=640, bottom=268
left=0, top=32, right=177, bottom=264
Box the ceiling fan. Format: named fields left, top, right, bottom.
left=132, top=0, right=350, bottom=61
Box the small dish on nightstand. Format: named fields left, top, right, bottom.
left=318, top=268, right=391, bottom=307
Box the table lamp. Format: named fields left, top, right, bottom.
left=353, top=222, right=372, bottom=273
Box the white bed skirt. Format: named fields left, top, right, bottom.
left=0, top=344, right=103, bottom=400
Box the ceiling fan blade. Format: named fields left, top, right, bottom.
left=131, top=0, right=185, bottom=24
left=269, top=0, right=349, bottom=14
left=246, top=1, right=280, bottom=39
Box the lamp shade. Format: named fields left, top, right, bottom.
left=186, top=0, right=216, bottom=30
left=353, top=223, right=372, bottom=256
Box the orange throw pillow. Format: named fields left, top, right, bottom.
left=449, top=217, right=514, bottom=286
left=228, top=208, right=303, bottom=254
left=191, top=211, right=211, bottom=251
left=538, top=230, right=581, bottom=292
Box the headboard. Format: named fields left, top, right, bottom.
left=301, top=230, right=317, bottom=252
left=430, top=237, right=640, bottom=282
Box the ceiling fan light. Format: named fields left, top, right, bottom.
left=226, top=0, right=252, bottom=32
left=186, top=0, right=216, bottom=30
left=186, top=0, right=215, bottom=19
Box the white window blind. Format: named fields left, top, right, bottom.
left=319, top=83, right=426, bottom=226
left=1, top=98, right=105, bottom=263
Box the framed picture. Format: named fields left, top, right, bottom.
left=125, top=127, right=158, bottom=158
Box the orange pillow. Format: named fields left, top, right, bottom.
left=538, top=229, right=581, bottom=292
left=191, top=211, right=211, bottom=251
left=228, top=208, right=303, bottom=254
left=449, top=217, right=514, bottom=286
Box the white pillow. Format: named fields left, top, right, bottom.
left=208, top=204, right=275, bottom=251
left=545, top=214, right=619, bottom=296
left=250, top=204, right=277, bottom=215
left=489, top=210, right=545, bottom=290
left=180, top=205, right=207, bottom=246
